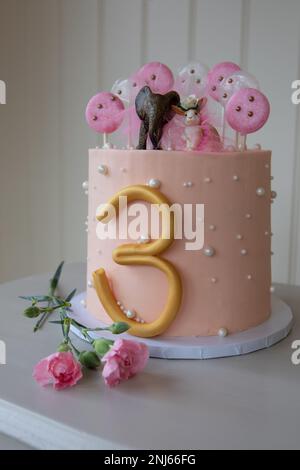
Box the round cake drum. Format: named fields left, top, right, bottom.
left=69, top=293, right=293, bottom=359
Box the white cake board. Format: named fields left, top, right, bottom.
left=69, top=292, right=293, bottom=360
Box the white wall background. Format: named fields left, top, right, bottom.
left=0, top=0, right=300, bottom=284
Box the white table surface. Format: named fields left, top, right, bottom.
left=0, top=262, right=299, bottom=450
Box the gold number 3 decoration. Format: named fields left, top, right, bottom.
left=93, top=185, right=182, bottom=338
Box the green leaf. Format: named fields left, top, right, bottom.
left=19, top=295, right=53, bottom=302
left=65, top=289, right=77, bottom=302
left=70, top=319, right=87, bottom=330
left=50, top=261, right=65, bottom=293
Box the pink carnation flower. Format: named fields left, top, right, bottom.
left=102, top=339, right=149, bottom=387
left=33, top=352, right=83, bottom=391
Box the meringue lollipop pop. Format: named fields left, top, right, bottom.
left=225, top=88, right=270, bottom=151
left=219, top=71, right=260, bottom=148
left=86, top=92, right=125, bottom=148
left=174, top=62, right=208, bottom=98
left=134, top=61, right=174, bottom=94
left=207, top=62, right=241, bottom=145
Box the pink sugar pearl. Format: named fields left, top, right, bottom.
left=135, top=62, right=174, bottom=94
left=207, top=62, right=241, bottom=102
left=225, top=88, right=270, bottom=135
left=86, top=92, right=125, bottom=134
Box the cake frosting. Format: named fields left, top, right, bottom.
left=86, top=148, right=272, bottom=337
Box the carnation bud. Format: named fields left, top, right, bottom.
left=79, top=351, right=101, bottom=369
left=93, top=339, right=113, bottom=356
left=57, top=342, right=71, bottom=353
left=24, top=306, right=41, bottom=318
left=109, top=322, right=130, bottom=335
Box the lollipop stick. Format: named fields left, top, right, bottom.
left=240, top=135, right=247, bottom=152
left=103, top=133, right=108, bottom=148
left=221, top=107, right=226, bottom=147
left=235, top=131, right=239, bottom=149
left=127, top=113, right=133, bottom=149
left=103, top=133, right=112, bottom=149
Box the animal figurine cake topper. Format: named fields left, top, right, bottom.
left=86, top=61, right=270, bottom=152
left=135, top=86, right=182, bottom=150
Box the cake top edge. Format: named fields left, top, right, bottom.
left=89, top=148, right=272, bottom=156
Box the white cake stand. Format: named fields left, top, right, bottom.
left=69, top=293, right=293, bottom=360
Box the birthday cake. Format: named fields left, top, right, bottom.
left=84, top=61, right=274, bottom=339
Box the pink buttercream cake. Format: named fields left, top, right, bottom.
left=86, top=149, right=272, bottom=337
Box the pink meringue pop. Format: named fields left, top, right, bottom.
left=207, top=62, right=241, bottom=102
left=225, top=88, right=270, bottom=135
left=135, top=62, right=174, bottom=94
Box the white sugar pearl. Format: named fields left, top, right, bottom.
left=82, top=181, right=89, bottom=190
left=148, top=178, right=161, bottom=189
left=271, top=191, right=277, bottom=199
left=84, top=190, right=89, bottom=196
left=117, top=301, right=122, bottom=306
left=203, top=246, right=215, bottom=257
left=233, top=175, right=239, bottom=182
left=218, top=328, right=228, bottom=338
left=245, top=213, right=252, bottom=219
left=87, top=280, right=94, bottom=288
left=138, top=235, right=151, bottom=244
left=241, top=249, right=248, bottom=256
left=98, top=164, right=108, bottom=175
left=254, top=143, right=262, bottom=150
left=209, top=225, right=216, bottom=231
left=265, top=164, right=270, bottom=169
left=80, top=299, right=87, bottom=308
left=270, top=286, right=276, bottom=293
left=265, top=231, right=269, bottom=236
left=204, top=177, right=212, bottom=184
left=236, top=234, right=243, bottom=240
left=140, top=319, right=145, bottom=324
left=211, top=277, right=218, bottom=284
left=256, top=187, right=266, bottom=197
left=247, top=274, right=253, bottom=280
left=126, top=310, right=136, bottom=320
